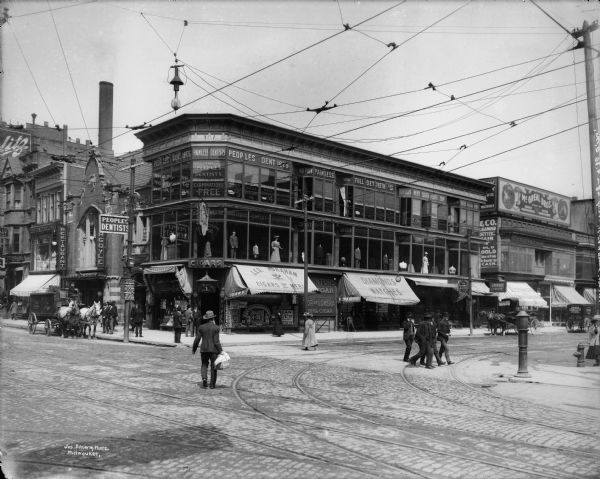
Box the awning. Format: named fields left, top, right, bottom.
left=471, top=280, right=491, bottom=296
left=338, top=273, right=420, bottom=305
left=405, top=276, right=454, bottom=289
left=143, top=264, right=192, bottom=295
left=551, top=285, right=590, bottom=308
left=583, top=288, right=597, bottom=304
left=10, top=274, right=60, bottom=297
left=496, top=281, right=548, bottom=308
left=224, top=265, right=319, bottom=298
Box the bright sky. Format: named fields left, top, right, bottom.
left=2, top=0, right=600, bottom=199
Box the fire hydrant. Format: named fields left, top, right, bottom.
left=573, top=343, right=586, bottom=367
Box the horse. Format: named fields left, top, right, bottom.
left=79, top=301, right=102, bottom=339
left=486, top=311, right=508, bottom=336
left=57, top=300, right=80, bottom=338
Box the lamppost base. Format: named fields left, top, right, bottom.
left=514, top=372, right=531, bottom=378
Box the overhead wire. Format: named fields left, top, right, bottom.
left=46, top=0, right=92, bottom=144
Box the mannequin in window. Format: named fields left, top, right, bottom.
left=270, top=235, right=282, bottom=262
left=449, top=265, right=457, bottom=275
left=316, top=244, right=324, bottom=265
left=340, top=256, right=346, bottom=267
left=229, top=231, right=238, bottom=259
left=354, top=246, right=361, bottom=268
left=382, top=253, right=389, bottom=270
left=421, top=252, right=429, bottom=274
left=252, top=243, right=259, bottom=259
left=161, top=237, right=168, bottom=260
left=204, top=240, right=212, bottom=258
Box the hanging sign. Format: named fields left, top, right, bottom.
left=100, top=214, right=129, bottom=235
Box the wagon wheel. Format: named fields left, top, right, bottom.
left=28, top=312, right=37, bottom=335
left=45, top=318, right=51, bottom=336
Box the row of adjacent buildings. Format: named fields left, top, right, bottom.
left=1, top=86, right=597, bottom=331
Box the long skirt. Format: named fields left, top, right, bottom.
left=585, top=344, right=600, bottom=359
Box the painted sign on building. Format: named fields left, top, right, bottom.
left=0, top=128, right=31, bottom=159
left=57, top=225, right=67, bottom=272
left=479, top=218, right=498, bottom=270
left=306, top=276, right=337, bottom=316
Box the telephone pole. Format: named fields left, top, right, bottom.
left=572, top=20, right=600, bottom=308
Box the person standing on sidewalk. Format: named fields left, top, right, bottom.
left=192, top=310, right=223, bottom=388
left=131, top=302, right=144, bottom=338
left=586, top=315, right=600, bottom=366
left=173, top=306, right=183, bottom=343
left=184, top=305, right=194, bottom=337
left=402, top=312, right=416, bottom=362
left=437, top=312, right=454, bottom=365
left=9, top=298, right=18, bottom=320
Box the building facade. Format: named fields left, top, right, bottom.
left=135, top=114, right=491, bottom=332
left=478, top=177, right=593, bottom=324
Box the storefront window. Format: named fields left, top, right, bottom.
left=353, top=187, right=364, bottom=219
left=227, top=162, right=243, bottom=198
left=323, top=181, right=334, bottom=213
left=275, top=170, right=291, bottom=206
left=364, top=190, right=375, bottom=221
left=260, top=168, right=275, bottom=203
left=375, top=191, right=385, bottom=222
left=244, top=165, right=260, bottom=202
left=368, top=229, right=382, bottom=269
left=152, top=167, right=162, bottom=203
left=35, top=235, right=57, bottom=271
left=399, top=197, right=411, bottom=226
left=181, top=161, right=191, bottom=198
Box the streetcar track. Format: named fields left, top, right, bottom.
left=7, top=374, right=391, bottom=478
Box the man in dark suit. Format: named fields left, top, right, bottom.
left=192, top=310, right=223, bottom=389
left=409, top=313, right=436, bottom=369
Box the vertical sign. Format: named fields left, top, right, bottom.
left=594, top=128, right=600, bottom=307
left=97, top=233, right=105, bottom=268
left=57, top=225, right=67, bottom=272
left=479, top=218, right=498, bottom=270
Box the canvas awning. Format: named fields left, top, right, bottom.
left=338, top=273, right=420, bottom=305
left=405, top=276, right=454, bottom=289
left=224, top=265, right=318, bottom=298
left=583, top=288, right=597, bottom=304
left=143, top=264, right=192, bottom=295
left=10, top=274, right=60, bottom=297
left=471, top=280, right=491, bottom=296
left=496, top=281, right=548, bottom=308
left=551, top=285, right=590, bottom=308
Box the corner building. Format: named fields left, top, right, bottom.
left=136, top=114, right=490, bottom=332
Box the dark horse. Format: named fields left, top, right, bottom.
left=483, top=311, right=516, bottom=335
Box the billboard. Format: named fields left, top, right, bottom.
left=482, top=177, right=570, bottom=226
left=0, top=128, right=31, bottom=159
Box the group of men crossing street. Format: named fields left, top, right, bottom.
left=403, top=311, right=454, bottom=369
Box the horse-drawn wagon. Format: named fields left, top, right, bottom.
left=28, top=289, right=68, bottom=336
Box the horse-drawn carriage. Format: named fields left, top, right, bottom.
left=28, top=289, right=67, bottom=336
left=480, top=310, right=542, bottom=335
left=28, top=289, right=102, bottom=338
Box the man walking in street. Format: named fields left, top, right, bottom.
left=410, top=313, right=436, bottom=369
left=184, top=305, right=194, bottom=337
left=192, top=310, right=223, bottom=389
left=173, top=306, right=183, bottom=343
left=437, top=312, right=454, bottom=365
left=402, top=312, right=416, bottom=362
left=131, top=301, right=144, bottom=338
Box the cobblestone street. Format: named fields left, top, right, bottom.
left=1, top=327, right=599, bottom=479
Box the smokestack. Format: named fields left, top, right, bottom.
left=98, top=81, right=113, bottom=154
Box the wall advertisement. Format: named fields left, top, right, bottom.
left=479, top=218, right=498, bottom=271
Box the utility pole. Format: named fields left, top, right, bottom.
left=294, top=177, right=313, bottom=317
left=572, top=20, right=600, bottom=309
left=467, top=230, right=473, bottom=336
left=0, top=3, right=9, bottom=119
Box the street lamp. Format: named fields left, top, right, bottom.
left=169, top=60, right=184, bottom=112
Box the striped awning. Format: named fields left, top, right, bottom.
left=10, top=274, right=60, bottom=297
left=496, top=282, right=548, bottom=308
left=551, top=285, right=590, bottom=308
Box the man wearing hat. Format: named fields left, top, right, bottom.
left=172, top=306, right=183, bottom=343
left=586, top=315, right=600, bottom=366
left=409, top=312, right=436, bottom=369
left=192, top=311, right=223, bottom=388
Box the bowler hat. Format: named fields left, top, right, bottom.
left=423, top=313, right=433, bottom=319
left=203, top=310, right=216, bottom=320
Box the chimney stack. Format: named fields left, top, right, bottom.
left=98, top=81, right=113, bottom=154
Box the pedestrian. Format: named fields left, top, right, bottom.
left=192, top=310, right=223, bottom=388
left=9, top=298, right=18, bottom=320
left=402, top=312, right=416, bottom=362
left=302, top=312, right=318, bottom=350
left=346, top=313, right=356, bottom=332
left=586, top=315, right=600, bottom=366
left=431, top=315, right=445, bottom=367
left=272, top=312, right=284, bottom=337
left=409, top=313, right=436, bottom=369
left=185, top=305, right=194, bottom=337
left=437, top=312, right=454, bottom=365
left=192, top=305, right=201, bottom=337
left=173, top=306, right=183, bottom=343
left=131, top=301, right=144, bottom=337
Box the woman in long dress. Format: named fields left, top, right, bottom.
left=270, top=235, right=282, bottom=262
left=302, top=313, right=318, bottom=350
left=586, top=316, right=600, bottom=366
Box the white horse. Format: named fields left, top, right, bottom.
left=79, top=301, right=102, bottom=338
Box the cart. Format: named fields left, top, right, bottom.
left=28, top=289, right=68, bottom=336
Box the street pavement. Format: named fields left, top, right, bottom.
left=1, top=316, right=599, bottom=479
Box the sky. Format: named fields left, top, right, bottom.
left=2, top=0, right=600, bottom=199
